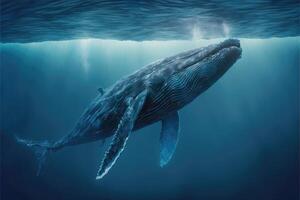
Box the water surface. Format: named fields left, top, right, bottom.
left=1, top=0, right=299, bottom=42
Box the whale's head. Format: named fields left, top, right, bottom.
left=150, top=39, right=242, bottom=110
left=174, top=39, right=241, bottom=98
left=195, top=39, right=242, bottom=80
left=173, top=39, right=242, bottom=84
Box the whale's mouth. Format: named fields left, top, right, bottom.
left=194, top=39, right=241, bottom=63
left=204, top=39, right=242, bottom=61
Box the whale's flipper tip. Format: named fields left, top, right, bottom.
left=95, top=175, right=103, bottom=180
left=160, top=160, right=167, bottom=168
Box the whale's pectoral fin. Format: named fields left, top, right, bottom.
left=160, top=111, right=180, bottom=167
left=96, top=90, right=148, bottom=179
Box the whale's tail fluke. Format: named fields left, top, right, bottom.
left=15, top=136, right=52, bottom=176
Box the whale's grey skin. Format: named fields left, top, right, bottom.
left=17, top=39, right=242, bottom=179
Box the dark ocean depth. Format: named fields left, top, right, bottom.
left=1, top=38, right=299, bottom=200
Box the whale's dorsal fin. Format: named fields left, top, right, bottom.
left=98, top=87, right=105, bottom=95
left=160, top=111, right=179, bottom=167
left=96, top=90, right=148, bottom=179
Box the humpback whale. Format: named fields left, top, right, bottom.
left=16, top=39, right=242, bottom=179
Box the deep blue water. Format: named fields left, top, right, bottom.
left=1, top=0, right=300, bottom=42
left=0, top=38, right=299, bottom=200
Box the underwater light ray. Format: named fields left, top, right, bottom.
left=79, top=39, right=91, bottom=73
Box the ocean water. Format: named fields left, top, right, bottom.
left=0, top=37, right=299, bottom=200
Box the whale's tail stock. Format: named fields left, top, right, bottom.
left=15, top=135, right=53, bottom=176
